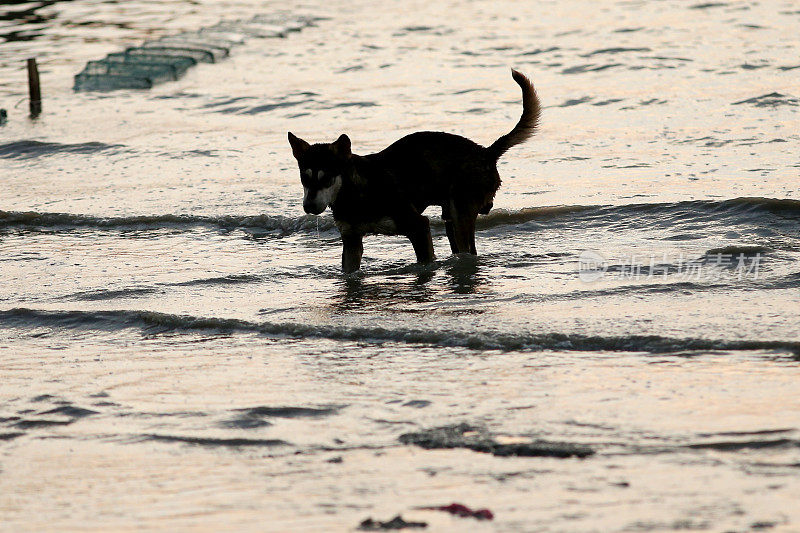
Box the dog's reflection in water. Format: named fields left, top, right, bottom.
left=444, top=254, right=485, bottom=295
left=334, top=273, right=433, bottom=313
left=333, top=256, right=486, bottom=312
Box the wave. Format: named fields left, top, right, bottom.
left=141, top=434, right=290, bottom=447
left=2, top=308, right=798, bottom=355
left=521, top=272, right=800, bottom=304
left=703, top=245, right=773, bottom=257
left=683, top=438, right=800, bottom=452
left=64, top=274, right=272, bottom=301
left=474, top=204, right=594, bottom=230
left=68, top=287, right=162, bottom=301
left=0, top=210, right=338, bottom=234
left=0, top=140, right=128, bottom=160
left=2, top=197, right=798, bottom=236
left=634, top=197, right=800, bottom=217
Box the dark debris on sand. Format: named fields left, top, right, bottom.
left=358, top=515, right=427, bottom=530
left=399, top=423, right=594, bottom=458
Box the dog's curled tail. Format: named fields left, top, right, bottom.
left=487, top=69, right=541, bottom=160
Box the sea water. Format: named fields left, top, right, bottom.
left=1, top=0, right=799, bottom=530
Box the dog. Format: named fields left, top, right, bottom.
left=288, top=69, right=540, bottom=273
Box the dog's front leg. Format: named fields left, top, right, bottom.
left=341, top=232, right=363, bottom=273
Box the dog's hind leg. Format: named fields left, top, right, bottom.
left=467, top=212, right=478, bottom=255
left=468, top=224, right=477, bottom=255
left=445, top=222, right=459, bottom=254
left=341, top=231, right=363, bottom=273
left=449, top=200, right=478, bottom=255
left=441, top=204, right=459, bottom=254
left=397, top=210, right=435, bottom=264
left=410, top=218, right=435, bottom=264
left=458, top=215, right=477, bottom=255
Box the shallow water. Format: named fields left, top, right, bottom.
left=1, top=0, right=799, bottom=531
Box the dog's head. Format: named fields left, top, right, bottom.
left=288, top=132, right=351, bottom=215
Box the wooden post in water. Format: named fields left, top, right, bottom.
left=27, top=58, right=42, bottom=118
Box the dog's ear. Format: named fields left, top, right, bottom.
left=288, top=132, right=310, bottom=160
left=331, top=134, right=351, bottom=157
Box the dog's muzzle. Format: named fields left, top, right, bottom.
left=302, top=186, right=325, bottom=215
left=303, top=180, right=340, bottom=215
left=303, top=200, right=326, bottom=215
